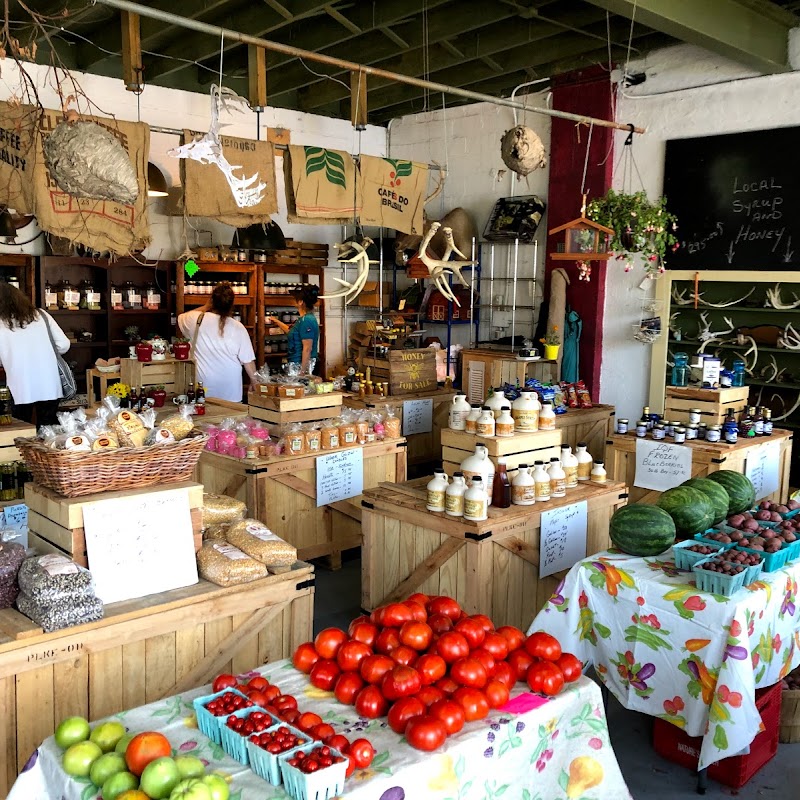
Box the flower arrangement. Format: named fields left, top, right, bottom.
left=541, top=325, right=560, bottom=346
left=586, top=190, right=679, bottom=277
left=107, top=382, right=130, bottom=399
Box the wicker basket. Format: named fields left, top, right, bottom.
left=779, top=687, right=800, bottom=743
left=15, top=431, right=207, bottom=498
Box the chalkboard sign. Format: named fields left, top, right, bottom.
left=664, top=127, right=800, bottom=269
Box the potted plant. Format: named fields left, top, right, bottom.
left=124, top=325, right=140, bottom=342
left=172, top=336, right=191, bottom=361
left=540, top=325, right=561, bottom=361
left=586, top=190, right=679, bottom=276
left=150, top=384, right=167, bottom=408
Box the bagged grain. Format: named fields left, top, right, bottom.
left=202, top=494, right=246, bottom=527
left=196, top=542, right=267, bottom=586
left=226, top=519, right=296, bottom=567
left=17, top=592, right=104, bottom=632
left=17, top=555, right=95, bottom=604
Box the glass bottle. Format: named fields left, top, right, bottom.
left=187, top=382, right=196, bottom=404
left=738, top=406, right=755, bottom=437
left=723, top=409, right=738, bottom=438
left=641, top=405, right=652, bottom=430
left=732, top=359, right=746, bottom=387
left=44, top=280, right=58, bottom=310
left=0, top=386, right=12, bottom=425
left=763, top=408, right=773, bottom=436
left=0, top=463, right=16, bottom=501
left=753, top=406, right=764, bottom=436
left=671, top=352, right=689, bottom=387
left=110, top=282, right=123, bottom=310
left=129, top=386, right=138, bottom=410
left=491, top=457, right=511, bottom=509
left=196, top=382, right=206, bottom=407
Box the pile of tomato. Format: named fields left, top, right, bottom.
left=291, top=594, right=582, bottom=752
left=286, top=745, right=346, bottom=774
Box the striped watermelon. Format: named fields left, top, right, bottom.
left=681, top=477, right=730, bottom=525
left=609, top=504, right=676, bottom=556
left=706, top=470, right=756, bottom=514
left=657, top=486, right=715, bottom=537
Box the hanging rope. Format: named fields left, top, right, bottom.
left=579, top=122, right=594, bottom=198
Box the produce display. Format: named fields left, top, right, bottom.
left=284, top=745, right=346, bottom=773
left=696, top=554, right=748, bottom=575
left=196, top=543, right=268, bottom=587
left=609, top=504, right=676, bottom=556
left=656, top=485, right=715, bottom=538
left=681, top=477, right=730, bottom=525
left=706, top=470, right=756, bottom=515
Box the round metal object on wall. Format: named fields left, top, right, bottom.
left=500, top=125, right=547, bottom=177
left=43, top=120, right=139, bottom=204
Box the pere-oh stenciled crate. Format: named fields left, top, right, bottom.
left=664, top=385, right=750, bottom=425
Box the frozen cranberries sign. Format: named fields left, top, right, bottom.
left=664, top=127, right=800, bottom=269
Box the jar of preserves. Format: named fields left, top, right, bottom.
left=58, top=279, right=80, bottom=310
left=0, top=387, right=12, bottom=425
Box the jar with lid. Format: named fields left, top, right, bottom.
left=58, top=279, right=79, bottom=310
left=465, top=404, right=482, bottom=434
left=576, top=442, right=593, bottom=481
left=663, top=420, right=674, bottom=437
left=616, top=418, right=629, bottom=435
left=548, top=457, right=566, bottom=498
left=724, top=425, right=738, bottom=444
left=7, top=276, right=18, bottom=290
left=511, top=464, right=535, bottom=505
left=80, top=280, right=101, bottom=311
left=671, top=352, right=690, bottom=387
left=591, top=461, right=607, bottom=483
left=464, top=477, right=488, bottom=522
left=426, top=469, right=449, bottom=512
left=0, top=387, right=12, bottom=425
left=110, top=282, right=123, bottom=310
left=123, top=280, right=142, bottom=309
left=732, top=359, right=746, bottom=387
left=689, top=408, right=702, bottom=425
left=144, top=282, right=161, bottom=310
left=652, top=423, right=666, bottom=440
left=698, top=423, right=708, bottom=439
left=476, top=406, right=496, bottom=437
left=44, top=280, right=58, bottom=310
left=673, top=426, right=686, bottom=444
left=446, top=472, right=467, bottom=517
left=495, top=406, right=515, bottom=437
left=0, top=463, right=15, bottom=501
left=512, top=390, right=539, bottom=432
left=484, top=387, right=507, bottom=419
left=539, top=401, right=556, bottom=431
left=532, top=461, right=551, bottom=502
left=449, top=393, right=471, bottom=430
left=706, top=425, right=721, bottom=443
left=636, top=419, right=648, bottom=438
left=686, top=423, right=699, bottom=440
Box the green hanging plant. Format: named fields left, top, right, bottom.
left=586, top=190, right=679, bottom=276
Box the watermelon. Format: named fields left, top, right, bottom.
left=657, top=486, right=715, bottom=537
left=681, top=477, right=730, bottom=525
left=609, top=504, right=676, bottom=556
left=706, top=470, right=756, bottom=514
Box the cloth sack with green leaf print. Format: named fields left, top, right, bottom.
left=359, top=155, right=428, bottom=235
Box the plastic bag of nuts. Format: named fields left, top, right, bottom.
left=225, top=519, right=297, bottom=567
left=202, top=493, right=246, bottom=527
left=16, top=592, right=104, bottom=632
left=0, top=537, right=26, bottom=609
left=17, top=555, right=95, bottom=604
left=196, top=542, right=268, bottom=586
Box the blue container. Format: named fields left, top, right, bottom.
left=673, top=540, right=732, bottom=571
left=192, top=688, right=250, bottom=745
left=737, top=542, right=789, bottom=573
left=723, top=548, right=764, bottom=585
left=246, top=723, right=310, bottom=786
left=219, top=706, right=277, bottom=765
left=279, top=742, right=347, bottom=800
left=692, top=558, right=748, bottom=597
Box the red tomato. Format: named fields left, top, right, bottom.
left=354, top=685, right=388, bottom=718
left=481, top=632, right=509, bottom=661
left=387, top=696, right=426, bottom=734
left=247, top=676, right=269, bottom=692
left=292, top=643, right=320, bottom=674
left=524, top=631, right=562, bottom=662
left=435, top=632, right=470, bottom=664
left=296, top=712, right=323, bottom=732
left=468, top=614, right=495, bottom=633
left=246, top=689, right=268, bottom=706
left=382, top=602, right=414, bottom=627
left=348, top=615, right=370, bottom=634
left=337, top=640, right=372, bottom=672
left=212, top=673, right=237, bottom=693
left=344, top=755, right=356, bottom=778
left=415, top=685, right=446, bottom=707
left=281, top=708, right=300, bottom=725
left=484, top=679, right=510, bottom=709
left=349, top=738, right=375, bottom=769
left=492, top=661, right=516, bottom=689
left=314, top=628, right=349, bottom=660
left=507, top=649, right=535, bottom=682
left=426, top=596, right=461, bottom=621
left=334, top=671, right=365, bottom=705
left=427, top=613, right=454, bottom=635
left=310, top=659, right=341, bottom=691
left=435, top=676, right=459, bottom=695
left=359, top=654, right=395, bottom=685
left=451, top=686, right=490, bottom=721
left=311, top=723, right=336, bottom=741
left=390, top=645, right=419, bottom=667
left=406, top=592, right=430, bottom=607
left=556, top=652, right=583, bottom=683
left=272, top=695, right=298, bottom=712
left=428, top=698, right=466, bottom=734
left=470, top=648, right=496, bottom=676
left=527, top=661, right=564, bottom=696
left=326, top=734, right=350, bottom=752
left=381, top=665, right=422, bottom=701
left=415, top=653, right=447, bottom=685
left=349, top=621, right=379, bottom=648
left=496, top=625, right=525, bottom=652
left=125, top=732, right=171, bottom=776
left=450, top=657, right=488, bottom=689
left=399, top=621, right=433, bottom=651
left=405, top=716, right=448, bottom=751
left=375, top=627, right=401, bottom=655
left=370, top=607, right=386, bottom=626
left=454, top=618, right=486, bottom=649
left=404, top=600, right=428, bottom=623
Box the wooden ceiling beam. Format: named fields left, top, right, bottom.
left=248, top=45, right=268, bottom=109
left=324, top=5, right=362, bottom=35
left=351, top=70, right=368, bottom=128
left=120, top=10, right=142, bottom=92
left=379, top=26, right=409, bottom=50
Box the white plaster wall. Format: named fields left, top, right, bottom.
left=600, top=43, right=800, bottom=420
left=0, top=61, right=387, bottom=366
left=389, top=97, right=551, bottom=349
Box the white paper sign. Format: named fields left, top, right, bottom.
left=540, top=500, right=588, bottom=578
left=403, top=398, right=433, bottom=435
left=634, top=439, right=693, bottom=491
left=746, top=441, right=781, bottom=501
left=2, top=503, right=27, bottom=529
left=316, top=448, right=364, bottom=507
left=83, top=489, right=198, bottom=604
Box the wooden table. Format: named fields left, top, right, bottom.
left=460, top=349, right=558, bottom=403
left=555, top=404, right=615, bottom=463
left=361, top=478, right=627, bottom=630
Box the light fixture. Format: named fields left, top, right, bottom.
left=232, top=220, right=287, bottom=252
left=147, top=162, right=169, bottom=197
left=0, top=208, right=17, bottom=243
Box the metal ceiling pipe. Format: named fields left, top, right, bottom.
left=90, top=0, right=646, bottom=134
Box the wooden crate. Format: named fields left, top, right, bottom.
left=0, top=564, right=314, bottom=797
left=196, top=439, right=407, bottom=568
left=120, top=358, right=195, bottom=395
left=361, top=479, right=627, bottom=630
left=461, top=349, right=558, bottom=404
left=780, top=688, right=800, bottom=743
left=343, top=389, right=455, bottom=466
left=361, top=349, right=437, bottom=395
left=605, top=429, right=793, bottom=504
left=248, top=391, right=344, bottom=429
left=664, top=385, right=750, bottom=425
left=0, top=418, right=35, bottom=463
left=24, top=482, right=204, bottom=568
left=555, top=405, right=615, bottom=463
left=441, top=428, right=562, bottom=476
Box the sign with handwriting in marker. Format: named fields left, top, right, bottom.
left=540, top=500, right=588, bottom=579
left=403, top=398, right=433, bottom=435
left=746, top=441, right=781, bottom=501
left=316, top=448, right=364, bottom=507
left=83, top=489, right=198, bottom=604
left=634, top=439, right=692, bottom=492
left=2, top=503, right=27, bottom=529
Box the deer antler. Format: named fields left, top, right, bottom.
left=759, top=354, right=779, bottom=383
left=319, top=239, right=373, bottom=304
left=671, top=286, right=699, bottom=306
left=700, top=288, right=755, bottom=308
left=765, top=283, right=800, bottom=310
left=770, top=392, right=800, bottom=421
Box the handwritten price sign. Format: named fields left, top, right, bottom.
left=539, top=500, right=588, bottom=578
left=316, top=448, right=364, bottom=507
left=745, top=441, right=781, bottom=501
left=403, top=398, right=433, bottom=435
left=634, top=439, right=693, bottom=492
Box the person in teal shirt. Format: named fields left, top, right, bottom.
left=267, top=284, right=320, bottom=373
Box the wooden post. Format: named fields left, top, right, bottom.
left=351, top=70, right=368, bottom=128
left=248, top=45, right=268, bottom=110
left=120, top=11, right=142, bottom=92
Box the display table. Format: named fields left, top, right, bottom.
left=361, top=479, right=627, bottom=630
left=605, top=429, right=792, bottom=504
left=530, top=548, right=800, bottom=769
left=8, top=661, right=632, bottom=800
left=0, top=566, right=314, bottom=796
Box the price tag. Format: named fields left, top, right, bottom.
left=2, top=503, right=27, bottom=529
left=634, top=439, right=692, bottom=491
left=403, top=398, right=433, bottom=435
left=539, top=500, right=588, bottom=578
left=316, top=448, right=364, bottom=507
left=746, top=441, right=781, bottom=501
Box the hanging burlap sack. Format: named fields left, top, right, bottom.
left=359, top=155, right=427, bottom=235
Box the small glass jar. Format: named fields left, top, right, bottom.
left=706, top=425, right=721, bottom=443
left=652, top=423, right=666, bottom=440
left=671, top=352, right=690, bottom=387
left=663, top=420, right=674, bottom=437
left=689, top=408, right=702, bottom=425
left=698, top=423, right=708, bottom=440
left=724, top=426, right=738, bottom=444
left=685, top=424, right=699, bottom=440
left=237, top=248, right=248, bottom=262
left=0, top=386, right=13, bottom=425
left=0, top=463, right=15, bottom=500
left=616, top=418, right=629, bottom=435
left=732, top=360, right=746, bottom=388
left=673, top=426, right=686, bottom=444
left=635, top=419, right=648, bottom=437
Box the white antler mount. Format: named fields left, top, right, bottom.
left=766, top=283, right=800, bottom=310
left=319, top=238, right=375, bottom=305
left=778, top=322, right=800, bottom=350
left=417, top=221, right=476, bottom=307
left=697, top=312, right=734, bottom=342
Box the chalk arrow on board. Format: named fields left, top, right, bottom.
left=725, top=242, right=736, bottom=264
left=784, top=236, right=794, bottom=263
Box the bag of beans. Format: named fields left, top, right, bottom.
left=17, top=593, right=104, bottom=633
left=226, top=519, right=297, bottom=567
left=0, top=536, right=26, bottom=609
left=202, top=493, right=246, bottom=527
left=17, top=555, right=95, bottom=604
left=196, top=542, right=267, bottom=586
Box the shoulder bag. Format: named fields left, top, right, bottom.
left=40, top=310, right=77, bottom=400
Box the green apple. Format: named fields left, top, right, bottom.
left=170, top=778, right=212, bottom=800
left=140, top=756, right=181, bottom=800
left=175, top=755, right=205, bottom=779
left=102, top=771, right=139, bottom=800
left=54, top=716, right=91, bottom=750
left=62, top=740, right=103, bottom=777
left=115, top=733, right=135, bottom=755
left=90, top=720, right=127, bottom=753
left=89, top=751, right=127, bottom=787
left=201, top=774, right=230, bottom=800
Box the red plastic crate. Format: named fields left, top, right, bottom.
left=653, top=682, right=782, bottom=789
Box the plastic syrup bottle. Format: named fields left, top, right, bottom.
left=532, top=460, right=551, bottom=502
left=576, top=442, right=593, bottom=481
left=495, top=405, right=515, bottom=438
left=485, top=387, right=507, bottom=420
left=460, top=443, right=495, bottom=506
left=548, top=457, right=566, bottom=498
left=560, top=445, right=579, bottom=489
left=591, top=461, right=607, bottom=483
left=445, top=472, right=467, bottom=517
left=512, top=390, right=540, bottom=432
left=464, top=476, right=488, bottom=521
left=426, top=469, right=449, bottom=512
left=538, top=401, right=556, bottom=431
left=511, top=463, right=536, bottom=506
left=465, top=404, right=482, bottom=434
left=476, top=406, right=497, bottom=438
left=449, top=393, right=471, bottom=430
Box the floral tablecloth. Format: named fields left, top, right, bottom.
left=8, top=660, right=632, bottom=800
left=530, top=548, right=800, bottom=770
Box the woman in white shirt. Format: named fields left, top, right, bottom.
left=0, top=283, right=70, bottom=426
left=178, top=282, right=256, bottom=402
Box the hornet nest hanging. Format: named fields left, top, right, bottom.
left=500, top=125, right=547, bottom=177
left=43, top=111, right=139, bottom=205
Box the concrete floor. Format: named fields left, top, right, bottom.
left=313, top=554, right=799, bottom=799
